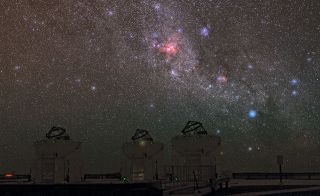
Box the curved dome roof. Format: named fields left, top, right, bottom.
left=171, top=121, right=221, bottom=155
left=122, top=129, right=163, bottom=159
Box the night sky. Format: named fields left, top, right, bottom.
left=0, top=0, right=320, bottom=173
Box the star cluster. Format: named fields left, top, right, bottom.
left=0, top=0, right=319, bottom=172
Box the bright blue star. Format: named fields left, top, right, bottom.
left=107, top=10, right=113, bottom=16
left=292, top=90, right=298, bottom=96
left=177, top=28, right=183, bottom=33
left=200, top=27, right=209, bottom=37
left=170, top=69, right=178, bottom=77
left=290, top=79, right=299, bottom=85
left=154, top=3, right=161, bottom=10
left=248, top=110, right=257, bottom=118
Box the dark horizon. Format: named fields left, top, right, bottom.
left=0, top=0, right=319, bottom=174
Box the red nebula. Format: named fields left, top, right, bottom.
left=216, top=75, right=228, bottom=83
left=4, top=173, right=13, bottom=177
left=160, top=42, right=177, bottom=56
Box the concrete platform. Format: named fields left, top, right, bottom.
left=0, top=183, right=163, bottom=196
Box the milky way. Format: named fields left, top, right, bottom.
left=0, top=0, right=320, bottom=173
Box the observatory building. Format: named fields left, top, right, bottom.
left=122, top=129, right=164, bottom=182
left=33, top=127, right=82, bottom=183
left=170, top=121, right=221, bottom=183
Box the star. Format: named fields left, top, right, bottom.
left=170, top=69, right=178, bottom=77
left=291, top=90, right=298, bottom=96
left=290, top=79, right=299, bottom=85
left=154, top=3, right=161, bottom=11
left=91, top=85, right=97, bottom=91
left=248, top=110, right=257, bottom=118
left=200, top=26, right=209, bottom=37
left=107, top=10, right=114, bottom=16
left=14, top=65, right=21, bottom=71
left=177, top=28, right=183, bottom=33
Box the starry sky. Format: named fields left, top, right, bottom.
left=0, top=0, right=320, bottom=173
